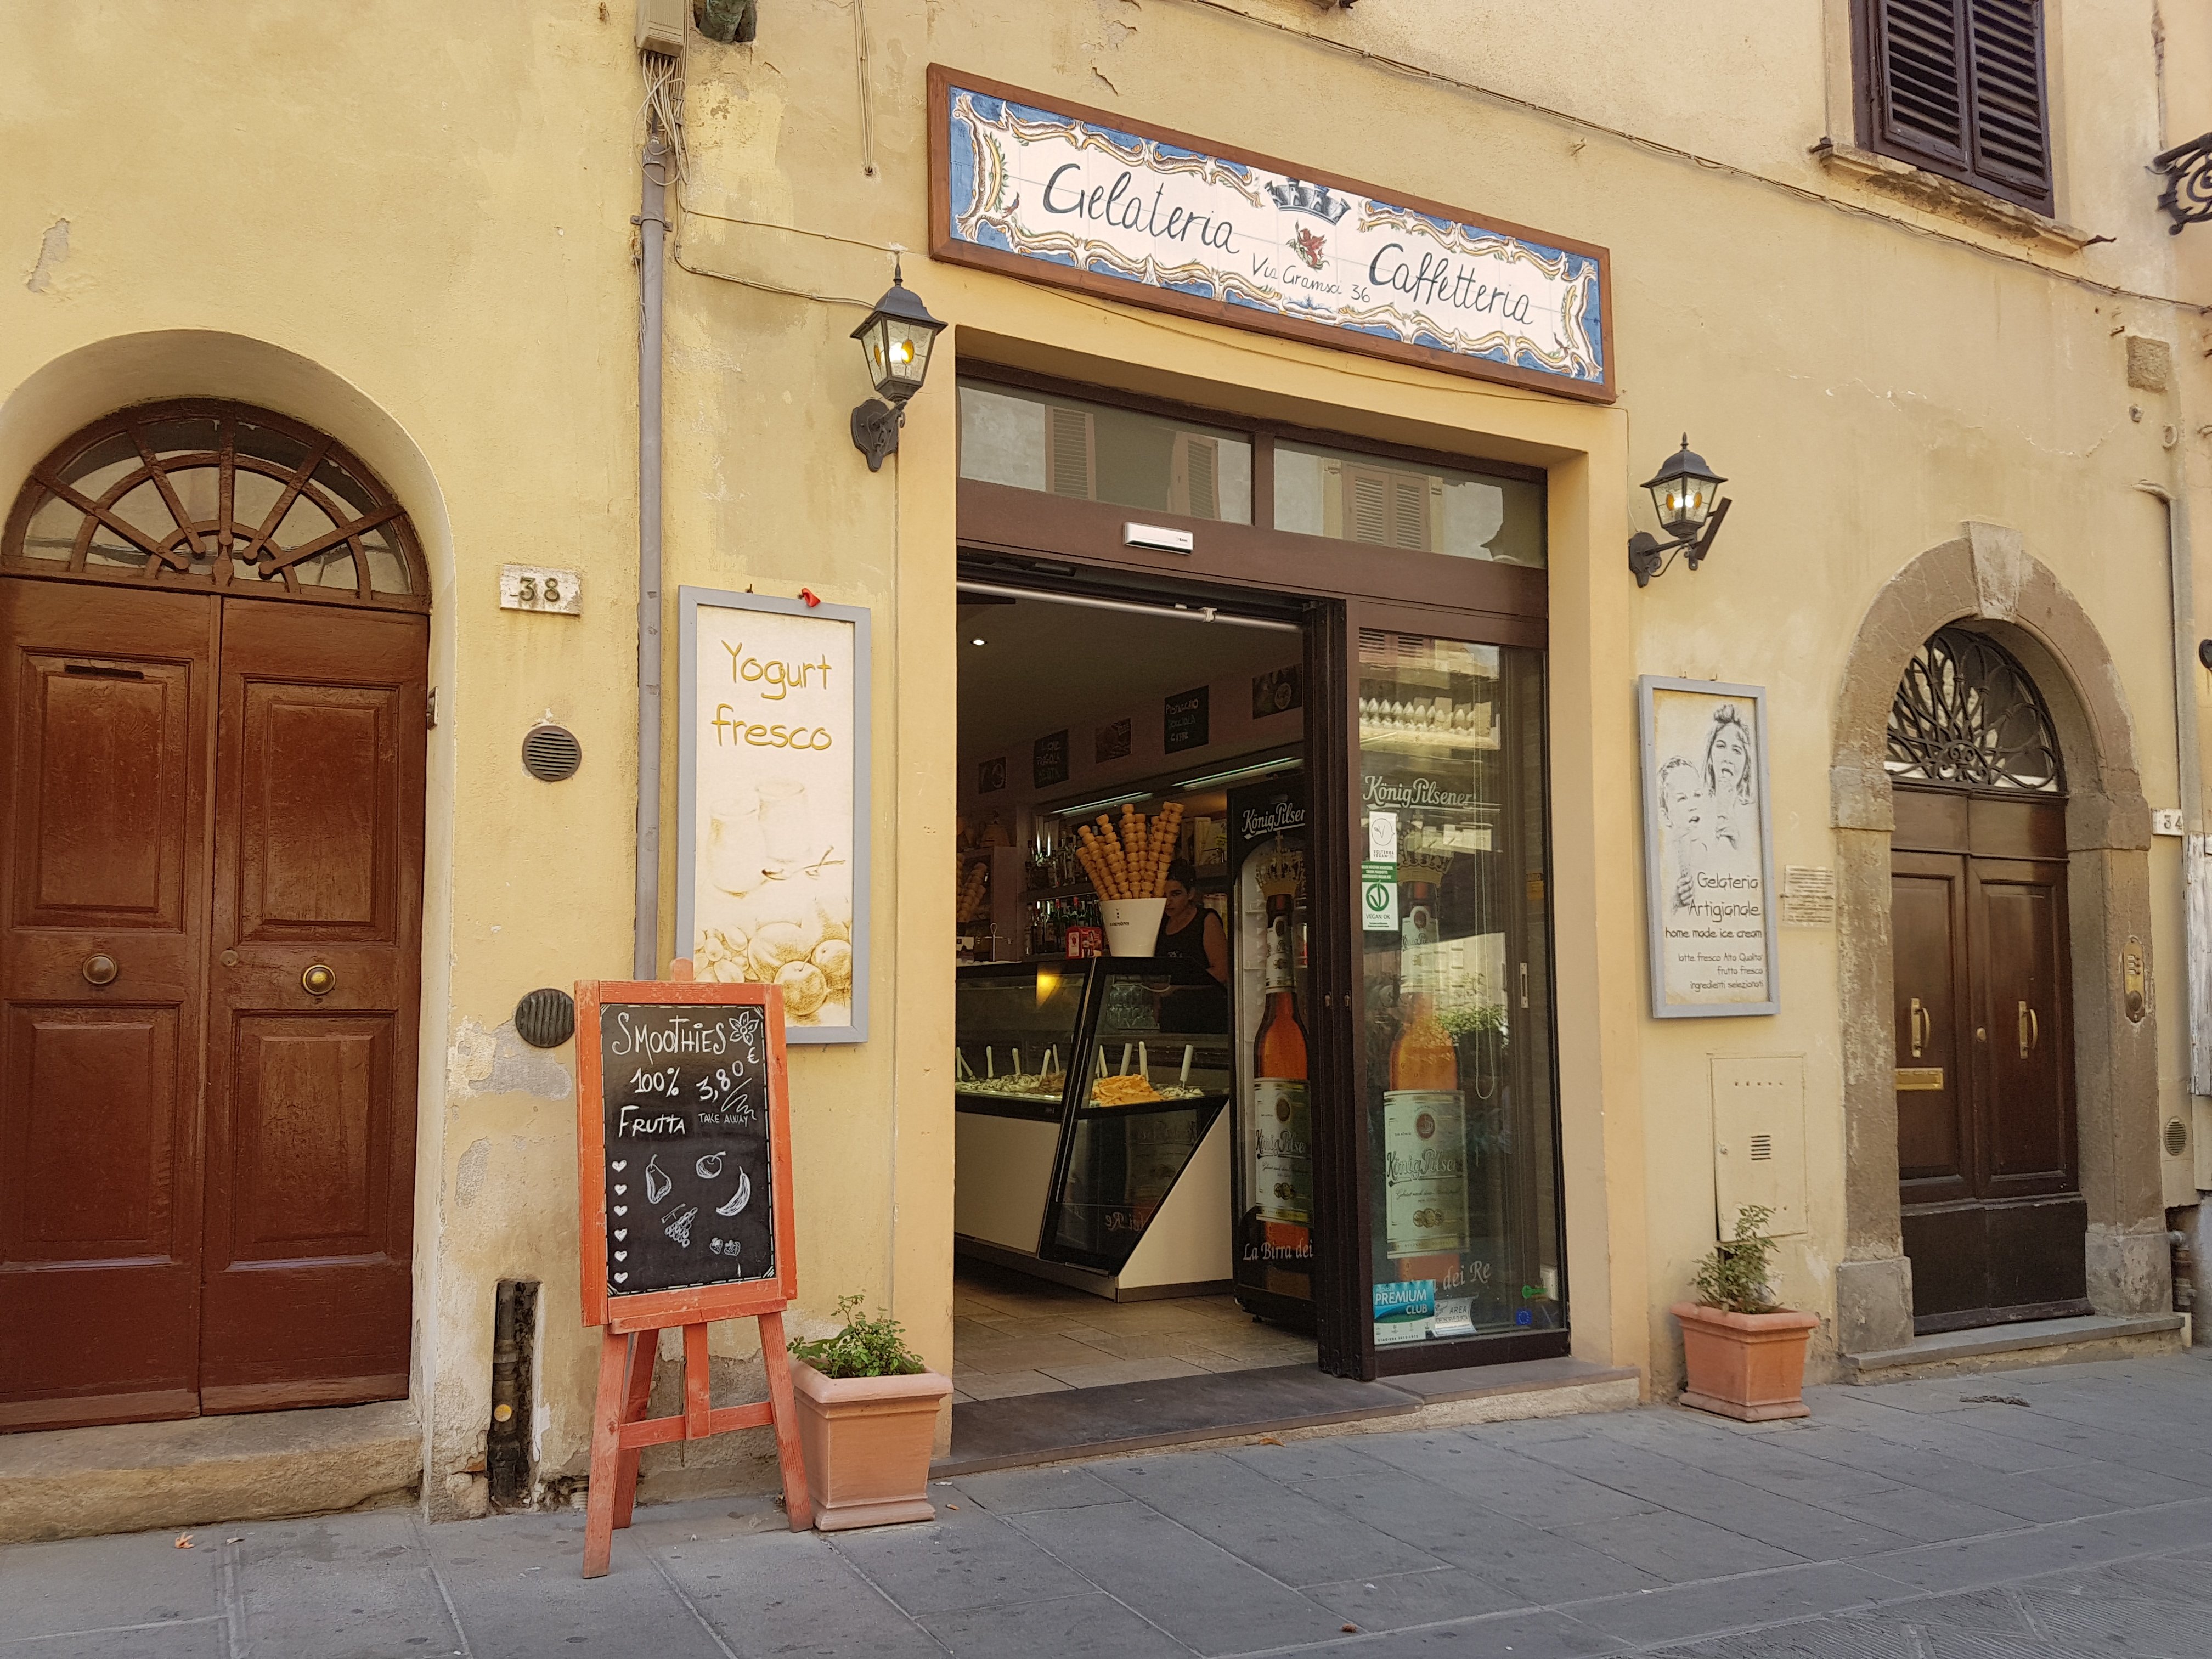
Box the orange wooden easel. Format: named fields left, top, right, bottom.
left=574, top=970, right=813, bottom=1579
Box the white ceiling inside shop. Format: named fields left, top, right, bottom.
left=956, top=593, right=1299, bottom=760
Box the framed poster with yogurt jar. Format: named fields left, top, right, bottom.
left=1636, top=676, right=1778, bottom=1019
left=679, top=588, right=872, bottom=1042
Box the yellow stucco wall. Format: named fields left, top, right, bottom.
left=3, top=0, right=2207, bottom=1510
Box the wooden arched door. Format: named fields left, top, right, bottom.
left=0, top=402, right=430, bottom=1430
left=1888, top=627, right=2087, bottom=1334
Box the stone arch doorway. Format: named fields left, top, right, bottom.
left=1831, top=523, right=2170, bottom=1357
left=0, top=399, right=431, bottom=1431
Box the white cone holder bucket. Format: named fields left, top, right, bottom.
left=1100, top=897, right=1166, bottom=958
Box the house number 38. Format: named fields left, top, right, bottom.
left=500, top=563, right=583, bottom=616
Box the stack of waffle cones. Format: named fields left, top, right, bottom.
left=1072, top=802, right=1184, bottom=900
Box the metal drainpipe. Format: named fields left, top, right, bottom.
left=635, top=135, right=669, bottom=979
left=2141, top=476, right=2209, bottom=1099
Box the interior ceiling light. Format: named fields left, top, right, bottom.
left=1053, top=788, right=1152, bottom=819
left=1173, top=755, right=1301, bottom=790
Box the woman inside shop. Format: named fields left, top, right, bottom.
left=1154, top=859, right=1230, bottom=1034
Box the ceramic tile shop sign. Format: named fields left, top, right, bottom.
left=929, top=67, right=1613, bottom=402
left=678, top=588, right=872, bottom=1043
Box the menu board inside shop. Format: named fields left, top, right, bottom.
left=597, top=1000, right=777, bottom=1299
left=1164, top=686, right=1210, bottom=754
left=932, top=67, right=1613, bottom=402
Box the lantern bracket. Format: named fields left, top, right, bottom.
left=1628, top=496, right=1731, bottom=588
left=851, top=398, right=903, bottom=471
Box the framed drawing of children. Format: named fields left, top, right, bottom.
left=1637, top=677, right=1779, bottom=1018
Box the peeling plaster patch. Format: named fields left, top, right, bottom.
left=447, top=1015, right=573, bottom=1101
left=455, top=1137, right=491, bottom=1209
left=25, top=219, right=68, bottom=292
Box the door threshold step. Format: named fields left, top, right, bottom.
left=1842, top=1311, right=2186, bottom=1384
left=932, top=1357, right=1639, bottom=1479
left=0, top=1399, right=421, bottom=1544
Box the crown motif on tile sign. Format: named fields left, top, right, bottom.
left=1264, top=178, right=1353, bottom=224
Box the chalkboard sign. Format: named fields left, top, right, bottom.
left=1165, top=685, right=1210, bottom=754
left=1032, top=729, right=1070, bottom=788
left=576, top=979, right=797, bottom=1327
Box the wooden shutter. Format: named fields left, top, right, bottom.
left=1169, top=433, right=1220, bottom=520
left=1965, top=0, right=2050, bottom=203
left=1044, top=407, right=1094, bottom=500
left=1864, top=0, right=2050, bottom=212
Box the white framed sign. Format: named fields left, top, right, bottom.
left=1637, top=677, right=1778, bottom=1018
left=678, top=589, right=871, bottom=1043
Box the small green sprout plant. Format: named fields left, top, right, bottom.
left=1692, top=1204, right=1782, bottom=1314
left=788, top=1294, right=928, bottom=1379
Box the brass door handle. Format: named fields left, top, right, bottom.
left=1909, top=997, right=1928, bottom=1058
left=302, top=963, right=336, bottom=996
left=2018, top=1001, right=2040, bottom=1058
left=82, top=953, right=118, bottom=987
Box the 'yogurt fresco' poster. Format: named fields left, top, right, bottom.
left=680, top=590, right=871, bottom=1043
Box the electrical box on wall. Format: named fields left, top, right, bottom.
left=1711, top=1056, right=1808, bottom=1239
left=636, top=0, right=685, bottom=53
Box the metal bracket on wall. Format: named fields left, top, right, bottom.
left=2152, top=132, right=2212, bottom=235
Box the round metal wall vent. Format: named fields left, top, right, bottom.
left=514, top=988, right=577, bottom=1049
left=522, top=723, right=582, bottom=783
left=2165, top=1118, right=2190, bottom=1158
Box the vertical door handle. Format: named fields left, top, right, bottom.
left=2018, top=1000, right=2036, bottom=1058
left=1909, top=996, right=1927, bottom=1058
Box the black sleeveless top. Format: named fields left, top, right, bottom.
left=1154, top=909, right=1226, bottom=1034
left=1155, top=907, right=1214, bottom=966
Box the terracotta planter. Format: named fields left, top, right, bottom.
left=788, top=1358, right=953, bottom=1531
left=1671, top=1301, right=1820, bottom=1421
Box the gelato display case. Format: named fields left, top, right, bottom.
left=954, top=958, right=1233, bottom=1296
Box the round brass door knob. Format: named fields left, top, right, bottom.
left=301, top=963, right=336, bottom=996
left=82, top=953, right=119, bottom=987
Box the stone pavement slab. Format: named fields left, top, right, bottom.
left=4, top=1346, right=2211, bottom=1658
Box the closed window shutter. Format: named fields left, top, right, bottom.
left=1045, top=407, right=1094, bottom=499
left=1865, top=0, right=2050, bottom=212
left=1388, top=473, right=1430, bottom=551
left=1169, top=433, right=1220, bottom=520
left=1874, top=0, right=1968, bottom=166
left=1965, top=0, right=2050, bottom=201
left=1345, top=467, right=1391, bottom=545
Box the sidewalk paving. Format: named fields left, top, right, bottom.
left=7, top=1347, right=2212, bottom=1658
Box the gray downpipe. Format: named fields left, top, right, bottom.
left=636, top=137, right=669, bottom=979
left=2142, top=476, right=2210, bottom=1097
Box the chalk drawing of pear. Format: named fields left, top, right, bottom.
left=696, top=1152, right=725, bottom=1180
left=645, top=1156, right=672, bottom=1204
left=714, top=1168, right=752, bottom=1218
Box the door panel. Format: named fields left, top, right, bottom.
left=0, top=582, right=213, bottom=1430
left=1974, top=862, right=2072, bottom=1191
left=200, top=600, right=423, bottom=1411
left=1891, top=857, right=1968, bottom=1200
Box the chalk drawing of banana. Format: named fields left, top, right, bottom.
left=714, top=1168, right=752, bottom=1218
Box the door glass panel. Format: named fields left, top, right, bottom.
left=1276, top=442, right=1545, bottom=566
left=1358, top=629, right=1560, bottom=1348
left=957, top=380, right=1254, bottom=524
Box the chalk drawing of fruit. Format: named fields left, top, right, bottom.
left=645, top=1156, right=672, bottom=1204
left=714, top=1168, right=752, bottom=1218
left=696, top=1153, right=725, bottom=1180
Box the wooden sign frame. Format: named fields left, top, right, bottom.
left=573, top=974, right=811, bottom=1576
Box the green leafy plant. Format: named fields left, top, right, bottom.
left=788, top=1294, right=928, bottom=1379
left=1692, top=1204, right=1782, bottom=1314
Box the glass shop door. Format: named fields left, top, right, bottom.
left=1310, top=600, right=1566, bottom=1378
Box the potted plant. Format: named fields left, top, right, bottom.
left=1672, top=1205, right=1820, bottom=1421
left=787, top=1295, right=952, bottom=1530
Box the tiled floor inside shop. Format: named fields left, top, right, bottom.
left=952, top=1259, right=1318, bottom=1401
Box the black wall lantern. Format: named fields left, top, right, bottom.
left=850, top=262, right=947, bottom=471
left=1628, top=435, right=1731, bottom=587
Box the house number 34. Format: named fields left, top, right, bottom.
left=500, top=563, right=583, bottom=616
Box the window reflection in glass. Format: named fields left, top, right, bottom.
left=1276, top=441, right=1544, bottom=566
left=1359, top=631, right=1559, bottom=1349
left=958, top=381, right=1254, bottom=524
